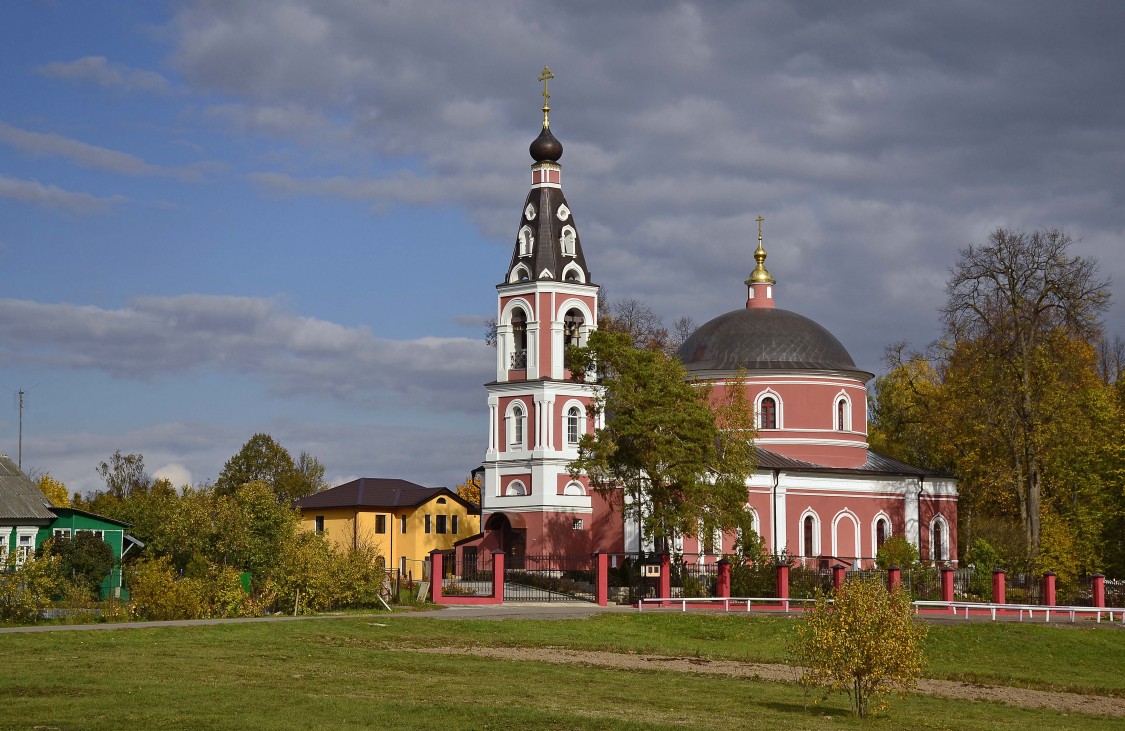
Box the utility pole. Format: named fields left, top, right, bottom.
left=18, top=389, right=24, bottom=470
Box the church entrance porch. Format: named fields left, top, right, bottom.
left=485, top=512, right=527, bottom=569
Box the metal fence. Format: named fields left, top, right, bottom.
left=503, top=553, right=596, bottom=603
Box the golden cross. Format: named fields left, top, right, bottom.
left=756, top=215, right=765, bottom=242
left=538, top=66, right=554, bottom=126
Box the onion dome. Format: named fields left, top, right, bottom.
left=530, top=125, right=563, bottom=163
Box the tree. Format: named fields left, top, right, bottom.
left=874, top=537, right=920, bottom=570
left=96, top=450, right=152, bottom=499
left=568, top=330, right=757, bottom=550
left=215, top=434, right=326, bottom=504
left=941, top=228, right=1110, bottom=557
left=455, top=475, right=481, bottom=505
left=36, top=473, right=70, bottom=507
left=793, top=577, right=927, bottom=718
left=40, top=532, right=115, bottom=598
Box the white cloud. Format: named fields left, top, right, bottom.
left=0, top=175, right=127, bottom=214
left=153, top=462, right=193, bottom=488
left=37, top=56, right=172, bottom=94
left=0, top=294, right=492, bottom=412
left=0, top=123, right=211, bottom=180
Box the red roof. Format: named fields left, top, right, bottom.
left=292, top=478, right=478, bottom=512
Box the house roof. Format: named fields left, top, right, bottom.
left=0, top=453, right=57, bottom=521
left=50, top=507, right=131, bottom=529
left=754, top=447, right=951, bottom=478
left=292, top=478, right=479, bottom=513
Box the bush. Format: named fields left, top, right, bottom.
left=0, top=554, right=68, bottom=623
left=39, top=533, right=115, bottom=598
left=875, top=536, right=920, bottom=570
left=793, top=577, right=926, bottom=718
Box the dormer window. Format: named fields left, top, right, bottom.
left=560, top=225, right=576, bottom=256
left=518, top=226, right=534, bottom=257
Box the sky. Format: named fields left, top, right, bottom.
left=1, top=1, right=1123, bottom=496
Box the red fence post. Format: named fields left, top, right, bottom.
left=992, top=568, right=1006, bottom=605
left=659, top=553, right=672, bottom=605
left=492, top=550, right=505, bottom=602
left=832, top=564, right=846, bottom=591
left=940, top=567, right=955, bottom=603
left=887, top=566, right=902, bottom=593
left=776, top=563, right=789, bottom=600
left=594, top=552, right=609, bottom=607
left=1042, top=571, right=1057, bottom=607
left=717, top=559, right=731, bottom=599
left=430, top=550, right=443, bottom=604
left=1092, top=573, right=1106, bottom=608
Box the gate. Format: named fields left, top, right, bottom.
left=503, top=554, right=596, bottom=603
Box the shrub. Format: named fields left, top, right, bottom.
left=875, top=536, right=920, bottom=570
left=793, top=577, right=927, bottom=718
left=39, top=533, right=115, bottom=598
left=0, top=554, right=68, bottom=623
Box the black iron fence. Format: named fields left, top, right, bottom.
left=503, top=553, right=595, bottom=603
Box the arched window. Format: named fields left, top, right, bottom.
left=511, top=308, right=527, bottom=369
left=560, top=226, right=576, bottom=256
left=837, top=399, right=848, bottom=431
left=562, top=264, right=583, bottom=282
left=875, top=517, right=890, bottom=552
left=510, top=403, right=525, bottom=447
left=563, top=308, right=585, bottom=348
left=505, top=480, right=527, bottom=496
left=760, top=397, right=777, bottom=430
left=803, top=514, right=816, bottom=557
left=518, top=226, right=533, bottom=257
left=567, top=406, right=582, bottom=444
left=930, top=516, right=948, bottom=562
left=563, top=481, right=585, bottom=496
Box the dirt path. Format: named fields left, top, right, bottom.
left=413, top=646, right=1125, bottom=717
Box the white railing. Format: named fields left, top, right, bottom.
left=635, top=596, right=1125, bottom=622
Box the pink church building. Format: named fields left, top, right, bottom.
left=464, top=84, right=958, bottom=569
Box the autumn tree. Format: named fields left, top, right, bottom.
left=35, top=473, right=70, bottom=507
left=793, top=577, right=927, bottom=718
left=215, top=434, right=327, bottom=504
left=941, top=228, right=1110, bottom=557
left=455, top=475, right=481, bottom=505
left=96, top=450, right=152, bottom=500
left=568, top=330, right=757, bottom=550
left=40, top=532, right=115, bottom=598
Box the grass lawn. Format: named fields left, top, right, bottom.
left=0, top=612, right=1122, bottom=730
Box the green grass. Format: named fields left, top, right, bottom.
left=0, top=613, right=1122, bottom=730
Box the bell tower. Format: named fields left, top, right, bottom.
left=482, top=68, right=604, bottom=556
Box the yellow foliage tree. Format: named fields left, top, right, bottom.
left=455, top=476, right=481, bottom=505
left=36, top=473, right=70, bottom=507
left=793, top=577, right=927, bottom=718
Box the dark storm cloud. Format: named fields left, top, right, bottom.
left=169, top=0, right=1125, bottom=370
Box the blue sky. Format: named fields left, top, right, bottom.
left=2, top=1, right=1123, bottom=495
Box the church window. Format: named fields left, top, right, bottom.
left=511, top=403, right=525, bottom=446
left=875, top=517, right=889, bottom=552
left=511, top=308, right=527, bottom=369
left=561, top=226, right=576, bottom=256
left=518, top=226, right=534, bottom=257
left=562, top=264, right=584, bottom=282
left=567, top=406, right=582, bottom=444
left=760, top=397, right=777, bottom=429
left=930, top=516, right=948, bottom=562
left=572, top=519, right=583, bottom=530
left=505, top=480, right=527, bottom=496
left=563, top=482, right=585, bottom=496
left=836, top=397, right=850, bottom=431
left=803, top=514, right=817, bottom=557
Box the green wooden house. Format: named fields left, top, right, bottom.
left=1, top=453, right=140, bottom=599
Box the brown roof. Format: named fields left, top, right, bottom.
left=292, top=478, right=478, bottom=513
left=0, top=454, right=57, bottom=522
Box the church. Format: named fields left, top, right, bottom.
left=461, top=71, right=958, bottom=569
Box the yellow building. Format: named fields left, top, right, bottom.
left=293, top=478, right=480, bottom=577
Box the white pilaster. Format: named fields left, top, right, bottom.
left=905, top=480, right=921, bottom=548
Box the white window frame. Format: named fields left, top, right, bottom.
left=929, top=515, right=950, bottom=561
left=831, top=509, right=861, bottom=561
left=560, top=225, right=577, bottom=256
left=518, top=225, right=534, bottom=257
left=563, top=481, right=585, bottom=496
left=756, top=389, right=782, bottom=429
left=834, top=390, right=852, bottom=432
left=507, top=400, right=528, bottom=449
left=871, top=512, right=892, bottom=558
left=799, top=509, right=820, bottom=557
left=504, top=480, right=528, bottom=497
